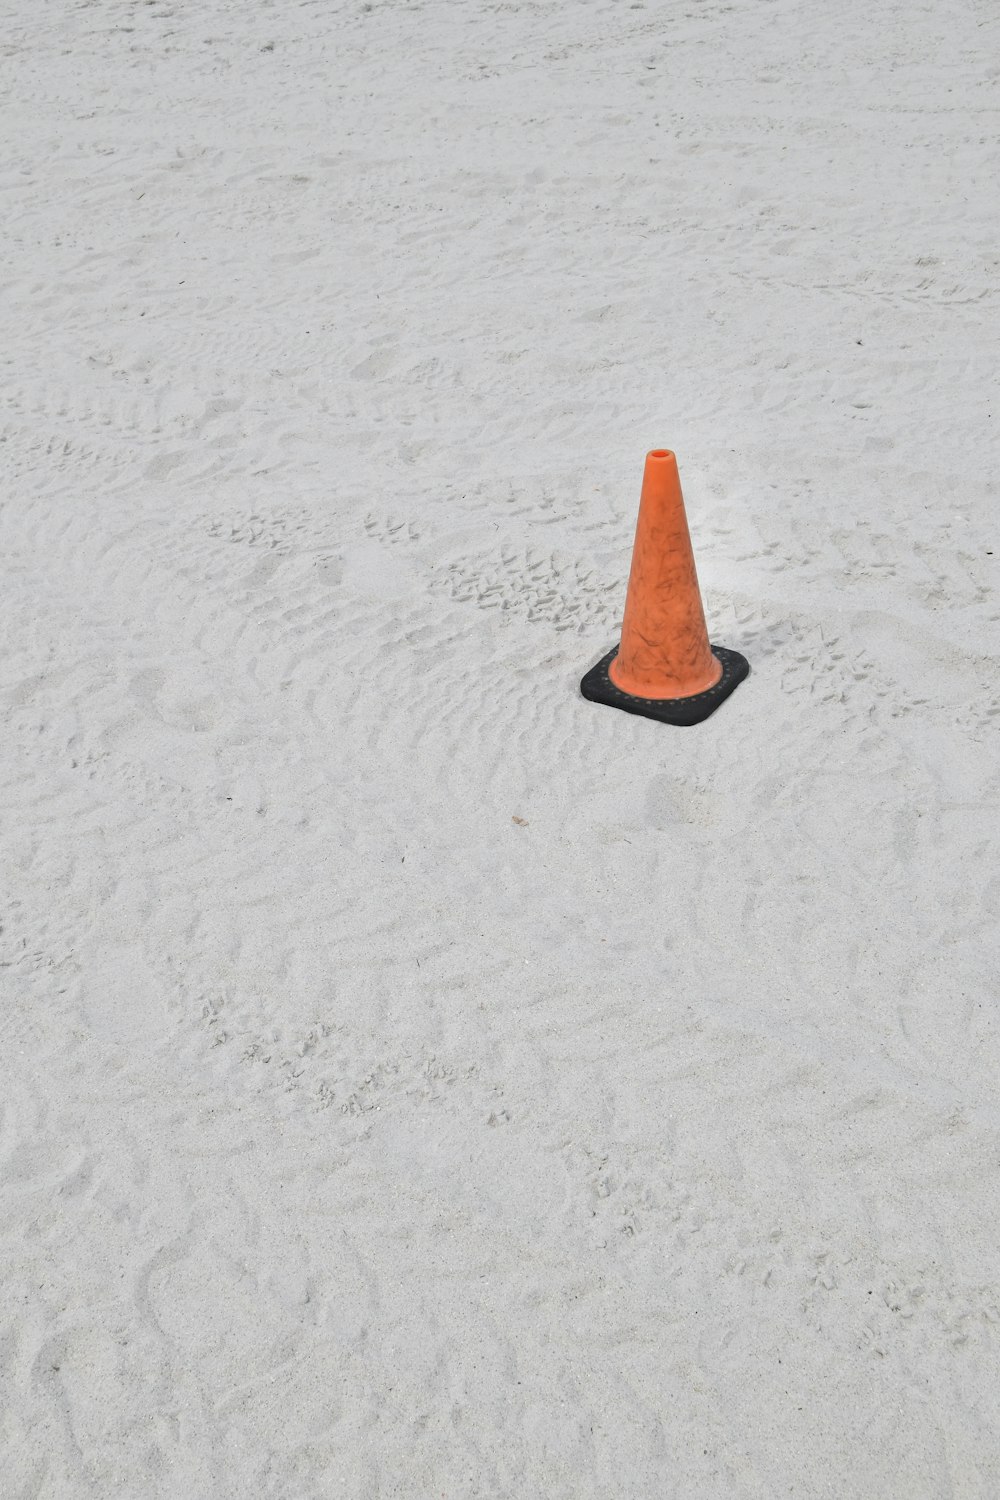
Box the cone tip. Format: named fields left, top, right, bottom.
left=647, top=448, right=675, bottom=462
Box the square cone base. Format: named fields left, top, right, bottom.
left=580, top=644, right=749, bottom=726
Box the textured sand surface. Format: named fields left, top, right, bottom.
left=3, top=0, right=1000, bottom=1495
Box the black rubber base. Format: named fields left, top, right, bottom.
left=580, top=644, right=749, bottom=726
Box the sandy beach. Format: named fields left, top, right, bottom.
left=3, top=0, right=1000, bottom=1494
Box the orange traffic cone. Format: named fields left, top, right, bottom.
left=581, top=449, right=748, bottom=725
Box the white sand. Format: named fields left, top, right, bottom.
left=3, top=0, right=999, bottom=1494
